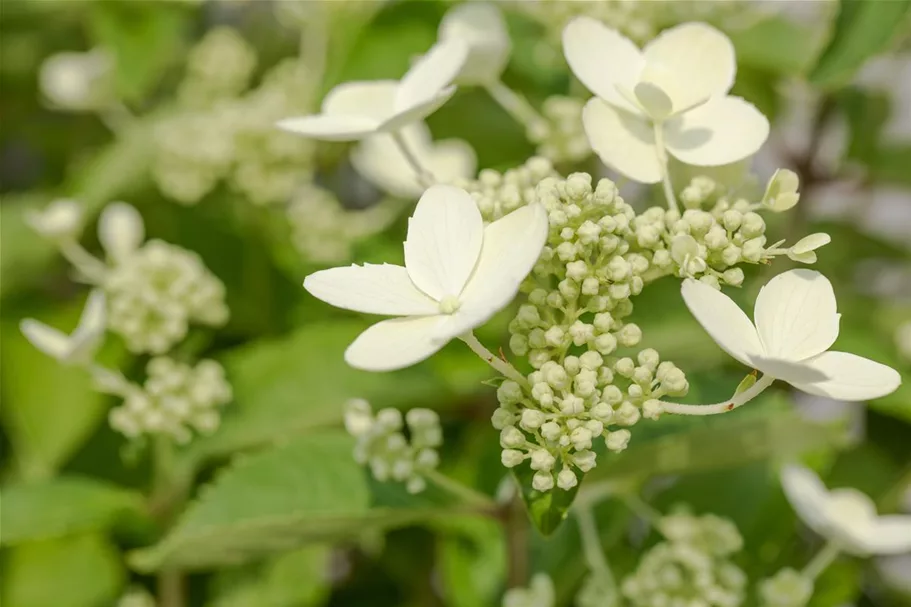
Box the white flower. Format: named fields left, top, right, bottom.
left=98, top=202, right=145, bottom=262
left=351, top=122, right=476, bottom=199
left=20, top=290, right=106, bottom=364
left=276, top=39, right=468, bottom=141
left=763, top=168, right=800, bottom=212
left=681, top=269, right=901, bottom=401
left=781, top=464, right=911, bottom=555
left=303, top=184, right=548, bottom=371
left=438, top=2, right=511, bottom=85
left=788, top=232, right=831, bottom=264
left=39, top=49, right=112, bottom=111
left=563, top=18, right=769, bottom=183
left=24, top=199, right=84, bottom=241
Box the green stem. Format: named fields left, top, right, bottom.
left=659, top=374, right=775, bottom=416
left=151, top=437, right=185, bottom=607
left=576, top=504, right=618, bottom=600
left=802, top=541, right=840, bottom=581
left=459, top=332, right=529, bottom=388
left=423, top=469, right=497, bottom=512
left=653, top=122, right=679, bottom=214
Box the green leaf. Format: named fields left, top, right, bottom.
left=129, top=433, right=370, bottom=571
left=89, top=2, right=190, bottom=102
left=731, top=16, right=821, bottom=76
left=0, top=476, right=143, bottom=546
left=810, top=0, right=911, bottom=87
left=182, top=321, right=458, bottom=466
left=1, top=534, right=125, bottom=607
left=513, top=467, right=582, bottom=536
left=209, top=546, right=332, bottom=607
left=0, top=305, right=120, bottom=480
left=436, top=517, right=506, bottom=607
left=866, top=145, right=911, bottom=187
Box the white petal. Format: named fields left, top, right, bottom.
left=98, top=202, right=144, bottom=260
left=780, top=464, right=832, bottom=536
left=20, top=320, right=73, bottom=360
left=380, top=88, right=457, bottom=133
left=276, top=114, right=380, bottom=142
left=404, top=185, right=484, bottom=301
left=582, top=98, right=661, bottom=184
left=866, top=516, right=911, bottom=554
left=439, top=203, right=549, bottom=341
left=323, top=81, right=397, bottom=122
left=749, top=355, right=829, bottom=384
left=395, top=39, right=468, bottom=111
left=351, top=124, right=432, bottom=199
left=438, top=2, right=511, bottom=85
left=345, top=316, right=448, bottom=371
left=664, top=96, right=770, bottom=166
left=641, top=22, right=735, bottom=112
left=562, top=16, right=644, bottom=114
left=791, top=232, right=831, bottom=255
left=304, top=263, right=439, bottom=316
left=69, top=289, right=107, bottom=360
left=429, top=138, right=477, bottom=184
left=753, top=269, right=840, bottom=361
left=790, top=351, right=902, bottom=401
left=680, top=279, right=763, bottom=368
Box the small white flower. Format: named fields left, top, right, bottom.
left=787, top=232, right=831, bottom=264
left=98, top=202, right=145, bottom=262
left=303, top=184, right=548, bottom=371
left=39, top=49, right=112, bottom=111
left=563, top=18, right=769, bottom=183
left=682, top=269, right=900, bottom=401
left=438, top=2, right=511, bottom=85
left=351, top=122, right=476, bottom=199
left=24, top=199, right=84, bottom=241
left=276, top=39, right=468, bottom=141
left=763, top=168, right=800, bottom=212
left=781, top=464, right=911, bottom=555
left=20, top=290, right=106, bottom=364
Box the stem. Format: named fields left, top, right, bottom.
left=505, top=492, right=529, bottom=588
left=58, top=240, right=107, bottom=284
left=89, top=364, right=138, bottom=398
left=802, top=541, right=840, bottom=581
left=576, top=504, right=618, bottom=599
left=459, top=332, right=529, bottom=387
left=484, top=80, right=547, bottom=134
left=152, top=437, right=185, bottom=607
left=158, top=571, right=184, bottom=607
left=423, top=469, right=496, bottom=512
left=391, top=130, right=436, bottom=189
left=659, top=373, right=775, bottom=416
left=653, top=122, right=679, bottom=214
left=620, top=492, right=662, bottom=527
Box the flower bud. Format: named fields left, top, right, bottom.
left=642, top=399, right=663, bottom=420
left=590, top=402, right=614, bottom=422
left=509, top=333, right=529, bottom=356
left=723, top=267, right=744, bottom=286
left=568, top=321, right=595, bottom=346
left=532, top=470, right=555, bottom=491
left=530, top=448, right=556, bottom=471
left=601, top=385, right=623, bottom=405
left=544, top=326, right=566, bottom=348
left=762, top=168, right=800, bottom=212
left=491, top=407, right=517, bottom=429
left=605, top=429, right=631, bottom=452
left=614, top=357, right=635, bottom=377
left=580, top=351, right=603, bottom=370
left=501, top=449, right=525, bottom=468
left=540, top=421, right=562, bottom=441
left=573, top=450, right=597, bottom=472
left=560, top=395, right=585, bottom=415
left=740, top=212, right=765, bottom=237
left=500, top=426, right=525, bottom=448
left=594, top=333, right=618, bottom=355
left=557, top=468, right=579, bottom=490
left=520, top=408, right=546, bottom=430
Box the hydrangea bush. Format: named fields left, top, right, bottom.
left=2, top=1, right=910, bottom=606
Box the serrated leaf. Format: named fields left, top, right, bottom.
left=513, top=467, right=582, bottom=536
left=0, top=476, right=143, bottom=546
left=810, top=0, right=911, bottom=87
left=209, top=546, right=332, bottom=607
left=129, top=433, right=371, bottom=572
left=1, top=533, right=125, bottom=607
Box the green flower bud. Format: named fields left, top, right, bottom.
left=491, top=407, right=517, bottom=429
left=509, top=333, right=529, bottom=356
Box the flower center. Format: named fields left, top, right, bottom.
left=438, top=295, right=461, bottom=315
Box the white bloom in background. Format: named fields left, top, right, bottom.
left=304, top=184, right=548, bottom=371
left=682, top=269, right=901, bottom=401
left=24, top=199, right=84, bottom=241
left=781, top=464, right=911, bottom=555
left=20, top=290, right=106, bottom=365
left=39, top=49, right=112, bottom=111
left=351, top=122, right=476, bottom=199
left=563, top=18, right=769, bottom=183
left=438, top=2, right=511, bottom=85
left=277, top=39, right=468, bottom=141
left=98, top=202, right=145, bottom=262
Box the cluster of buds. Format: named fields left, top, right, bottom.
left=622, top=512, right=747, bottom=607
left=527, top=96, right=590, bottom=165
left=457, top=156, right=558, bottom=223
left=178, top=27, right=257, bottom=106
left=107, top=357, right=232, bottom=444
left=757, top=568, right=813, bottom=607
left=343, top=400, right=442, bottom=494
left=502, top=573, right=555, bottom=607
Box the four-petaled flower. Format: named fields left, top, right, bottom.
left=563, top=18, right=769, bottom=183
left=781, top=464, right=911, bottom=555
left=20, top=290, right=107, bottom=365
left=303, top=184, right=548, bottom=371
left=681, top=269, right=901, bottom=401
left=277, top=39, right=468, bottom=141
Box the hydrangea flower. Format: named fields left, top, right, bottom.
left=781, top=464, right=911, bottom=555
left=20, top=290, right=106, bottom=365
left=276, top=39, right=468, bottom=141
left=438, top=2, right=511, bottom=86
left=303, top=184, right=548, bottom=371
left=681, top=269, right=901, bottom=401
left=351, top=122, right=476, bottom=199
left=563, top=18, right=769, bottom=183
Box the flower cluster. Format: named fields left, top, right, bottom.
left=622, top=512, right=747, bottom=607
left=502, top=573, right=554, bottom=607
left=757, top=568, right=813, bottom=607
left=178, top=27, right=257, bottom=106
left=344, top=400, right=442, bottom=494
left=457, top=156, right=558, bottom=223
left=527, top=96, right=590, bottom=165
left=107, top=357, right=232, bottom=443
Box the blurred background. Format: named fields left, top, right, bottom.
left=1, top=1, right=910, bottom=606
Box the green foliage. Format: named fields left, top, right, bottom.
left=514, top=466, right=582, bottom=536
left=1, top=534, right=125, bottom=607
left=0, top=476, right=143, bottom=545
left=209, top=546, right=332, bottom=607
left=731, top=16, right=821, bottom=76
left=435, top=517, right=507, bottom=607
left=810, top=0, right=911, bottom=87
